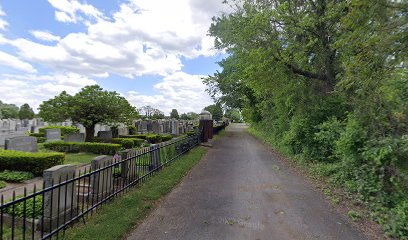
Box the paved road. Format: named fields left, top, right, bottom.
left=127, top=124, right=365, bottom=240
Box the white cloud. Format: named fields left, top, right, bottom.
left=0, top=51, right=37, bottom=73
left=0, top=5, right=8, bottom=30
left=30, top=30, right=61, bottom=42
left=0, top=72, right=97, bottom=111
left=126, top=71, right=213, bottom=114
left=48, top=0, right=105, bottom=24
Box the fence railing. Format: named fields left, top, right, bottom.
left=0, top=131, right=202, bottom=239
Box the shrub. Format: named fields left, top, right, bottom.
left=118, top=135, right=141, bottom=139
left=160, top=134, right=173, bottom=142
left=5, top=195, right=43, bottom=218
left=146, top=134, right=161, bottom=143
left=0, top=170, right=34, bottom=182
left=128, top=126, right=137, bottom=135
left=111, top=138, right=134, bottom=149
left=0, top=181, right=6, bottom=189
left=37, top=137, right=46, bottom=143
left=0, top=150, right=64, bottom=176
left=43, top=141, right=121, bottom=155
left=29, top=133, right=44, bottom=138
left=129, top=138, right=144, bottom=147
left=186, top=131, right=196, bottom=136
left=39, top=126, right=80, bottom=136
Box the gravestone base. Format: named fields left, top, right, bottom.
left=42, top=207, right=78, bottom=232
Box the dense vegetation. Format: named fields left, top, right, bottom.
left=206, top=1, right=407, bottom=238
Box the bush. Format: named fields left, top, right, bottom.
left=186, top=131, right=196, bottom=136
left=37, top=137, right=46, bottom=143
left=118, top=135, right=141, bottom=139
left=0, top=181, right=6, bottom=189
left=146, top=134, right=161, bottom=143
left=128, top=126, right=137, bottom=135
left=0, top=150, right=64, bottom=176
left=129, top=138, right=144, bottom=147
left=43, top=141, right=121, bottom=155
left=0, top=170, right=34, bottom=182
left=6, top=195, right=43, bottom=218
left=29, top=133, right=44, bottom=137
left=160, top=134, right=173, bottom=142
left=39, top=126, right=80, bottom=136
left=111, top=138, right=134, bottom=149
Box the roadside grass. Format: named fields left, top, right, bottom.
left=64, top=153, right=100, bottom=165
left=62, top=146, right=208, bottom=240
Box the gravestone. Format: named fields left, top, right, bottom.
left=91, top=155, right=113, bottom=199
left=97, top=131, right=112, bottom=141
left=43, top=164, right=77, bottom=231
left=45, top=129, right=61, bottom=142
left=64, top=133, right=85, bottom=142
left=141, top=121, right=148, bottom=133
left=5, top=136, right=37, bottom=152
left=152, top=121, right=160, bottom=134
left=171, top=120, right=179, bottom=135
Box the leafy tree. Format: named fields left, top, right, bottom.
left=18, top=103, right=35, bottom=120
left=204, top=104, right=223, bottom=121
left=170, top=109, right=179, bottom=119
left=206, top=0, right=407, bottom=238
left=0, top=101, right=19, bottom=119
left=138, top=106, right=165, bottom=119
left=225, top=108, right=241, bottom=122
left=39, top=85, right=137, bottom=141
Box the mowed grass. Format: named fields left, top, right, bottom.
left=64, top=152, right=101, bottom=165
left=62, top=146, right=208, bottom=240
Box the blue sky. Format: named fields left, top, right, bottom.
left=0, top=0, right=228, bottom=115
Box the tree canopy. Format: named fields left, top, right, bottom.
left=204, top=104, right=223, bottom=121
left=18, top=103, right=35, bottom=120
left=0, top=101, right=19, bottom=119
left=170, top=109, right=179, bottom=119
left=206, top=0, right=407, bottom=238
left=39, top=85, right=137, bottom=141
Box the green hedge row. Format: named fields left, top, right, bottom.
left=0, top=150, right=65, bottom=176
left=111, top=138, right=144, bottom=148
left=39, top=126, right=79, bottom=136
left=119, top=134, right=173, bottom=143
left=43, top=141, right=121, bottom=155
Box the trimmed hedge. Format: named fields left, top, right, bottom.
left=111, top=138, right=134, bottom=149
left=186, top=131, right=196, bottom=136
left=37, top=137, right=46, bottom=143
left=146, top=134, right=161, bottom=143
left=39, top=126, right=80, bottom=136
left=29, top=133, right=44, bottom=137
left=160, top=134, right=173, bottom=142
left=0, top=150, right=65, bottom=176
left=43, top=141, right=121, bottom=155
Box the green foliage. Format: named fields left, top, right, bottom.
left=0, top=170, right=34, bottom=182
left=43, top=141, right=121, bottom=155
left=29, top=133, right=44, bottom=137
left=146, top=134, right=161, bottom=144
left=39, top=85, right=138, bottom=142
left=127, top=126, right=137, bottom=135
left=0, top=150, right=64, bottom=176
left=204, top=103, right=223, bottom=121
left=180, top=112, right=198, bottom=120
left=111, top=138, right=135, bottom=149
left=39, top=126, right=80, bottom=136
left=207, top=0, right=407, bottom=238
left=0, top=181, right=6, bottom=189
left=160, top=134, right=173, bottom=142
left=18, top=103, right=34, bottom=120
left=170, top=109, right=179, bottom=119
left=5, top=195, right=43, bottom=218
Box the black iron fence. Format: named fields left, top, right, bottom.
left=0, top=131, right=201, bottom=239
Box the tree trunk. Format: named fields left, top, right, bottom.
left=85, top=125, right=95, bottom=142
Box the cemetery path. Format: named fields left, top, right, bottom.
left=126, top=123, right=366, bottom=240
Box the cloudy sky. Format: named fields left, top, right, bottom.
left=0, top=0, right=229, bottom=115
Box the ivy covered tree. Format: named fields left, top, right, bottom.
left=39, top=85, right=137, bottom=141
left=18, top=103, right=35, bottom=120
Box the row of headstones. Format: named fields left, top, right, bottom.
left=134, top=119, right=196, bottom=135
left=4, top=129, right=85, bottom=152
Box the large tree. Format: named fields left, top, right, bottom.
left=39, top=85, right=137, bottom=141
left=19, top=103, right=35, bottom=120
left=204, top=104, right=223, bottom=121
left=170, top=109, right=179, bottom=119
left=0, top=101, right=19, bottom=119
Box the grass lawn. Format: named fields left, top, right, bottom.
left=64, top=152, right=101, bottom=165
left=63, top=146, right=208, bottom=240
